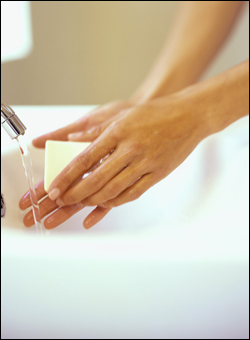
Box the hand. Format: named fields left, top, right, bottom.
left=19, top=179, right=112, bottom=229
left=19, top=91, right=206, bottom=230
left=19, top=100, right=134, bottom=228
left=32, top=99, right=135, bottom=148
left=58, top=95, right=204, bottom=210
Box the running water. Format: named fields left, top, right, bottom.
left=17, top=136, right=43, bottom=235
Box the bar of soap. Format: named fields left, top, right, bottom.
left=44, top=140, right=90, bottom=192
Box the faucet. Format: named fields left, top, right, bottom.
left=1, top=103, right=27, bottom=218
left=1, top=103, right=26, bottom=139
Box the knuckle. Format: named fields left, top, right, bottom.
left=60, top=175, right=72, bottom=188
left=104, top=200, right=116, bottom=208
left=77, top=152, right=93, bottom=170
left=108, top=121, right=122, bottom=141
left=83, top=116, right=91, bottom=129
left=105, top=183, right=120, bottom=198
left=64, top=195, right=77, bottom=205
left=137, top=157, right=151, bottom=171
left=89, top=172, right=103, bottom=189
left=129, top=189, right=142, bottom=201
left=86, top=198, right=96, bottom=206
left=91, top=125, right=103, bottom=137
left=95, top=125, right=103, bottom=136
left=132, top=140, right=143, bottom=152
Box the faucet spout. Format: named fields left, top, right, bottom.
left=1, top=103, right=26, bottom=139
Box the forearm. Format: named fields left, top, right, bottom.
left=132, top=1, right=245, bottom=103
left=181, top=59, right=249, bottom=140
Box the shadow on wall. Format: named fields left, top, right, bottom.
left=1, top=1, right=249, bottom=105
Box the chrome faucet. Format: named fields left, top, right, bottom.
left=1, top=103, right=26, bottom=139
left=1, top=103, right=27, bottom=219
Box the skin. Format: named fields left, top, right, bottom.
left=19, top=1, right=249, bottom=229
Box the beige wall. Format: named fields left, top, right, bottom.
left=1, top=1, right=249, bottom=106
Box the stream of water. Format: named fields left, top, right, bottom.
left=17, top=136, right=43, bottom=235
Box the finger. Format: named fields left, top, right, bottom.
left=32, top=101, right=130, bottom=149
left=102, top=173, right=155, bottom=208
left=48, top=128, right=118, bottom=201
left=68, top=121, right=111, bottom=142
left=67, top=108, right=127, bottom=142
left=32, top=114, right=92, bottom=149
left=44, top=202, right=85, bottom=229
left=81, top=165, right=144, bottom=207
left=56, top=147, right=131, bottom=206
left=19, top=180, right=46, bottom=210
left=83, top=206, right=112, bottom=229
left=23, top=196, right=59, bottom=227
left=82, top=100, right=133, bottom=125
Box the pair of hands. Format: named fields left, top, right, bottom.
left=19, top=92, right=204, bottom=229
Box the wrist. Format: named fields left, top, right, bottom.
left=130, top=66, right=199, bottom=105
left=176, top=60, right=249, bottom=140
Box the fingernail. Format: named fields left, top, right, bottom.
left=56, top=198, right=65, bottom=207
left=19, top=192, right=31, bottom=208
left=23, top=191, right=30, bottom=200
left=44, top=216, right=56, bottom=229
left=48, top=188, right=60, bottom=200
left=83, top=218, right=93, bottom=229
left=68, top=132, right=82, bottom=140
left=23, top=211, right=34, bottom=227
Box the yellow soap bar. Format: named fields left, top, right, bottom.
left=44, top=140, right=90, bottom=192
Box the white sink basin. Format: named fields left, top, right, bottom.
left=1, top=106, right=249, bottom=339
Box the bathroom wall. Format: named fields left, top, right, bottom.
left=1, top=1, right=249, bottom=105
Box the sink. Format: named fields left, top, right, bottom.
left=1, top=106, right=249, bottom=339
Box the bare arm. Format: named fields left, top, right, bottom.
left=32, top=1, right=247, bottom=148
left=132, top=1, right=246, bottom=102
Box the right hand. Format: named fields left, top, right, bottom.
left=19, top=179, right=113, bottom=229
left=23, top=99, right=134, bottom=229
left=32, top=99, right=135, bottom=148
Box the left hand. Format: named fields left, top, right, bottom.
left=32, top=99, right=134, bottom=148
left=20, top=93, right=206, bottom=229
